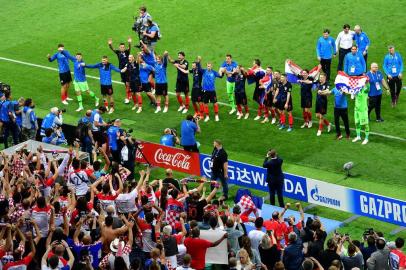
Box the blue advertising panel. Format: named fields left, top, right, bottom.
left=199, top=154, right=308, bottom=202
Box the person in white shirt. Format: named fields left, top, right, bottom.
left=336, top=24, right=355, bottom=71
left=247, top=217, right=265, bottom=254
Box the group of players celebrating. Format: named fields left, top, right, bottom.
left=46, top=40, right=335, bottom=132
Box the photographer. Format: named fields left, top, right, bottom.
left=180, top=114, right=200, bottom=152
left=160, top=128, right=180, bottom=147
left=133, top=6, right=152, bottom=42
left=40, top=107, right=63, bottom=137
left=42, top=127, right=67, bottom=145
left=76, top=110, right=94, bottom=158
left=143, top=19, right=159, bottom=51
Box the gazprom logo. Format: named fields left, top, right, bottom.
left=310, top=185, right=341, bottom=207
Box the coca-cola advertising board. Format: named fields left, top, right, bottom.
left=135, top=142, right=201, bottom=175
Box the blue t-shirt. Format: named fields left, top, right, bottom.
left=107, top=126, right=120, bottom=150
left=140, top=64, right=154, bottom=83
left=142, top=51, right=156, bottom=66
left=155, top=57, right=168, bottom=84
left=49, top=52, right=70, bottom=73
left=0, top=100, right=13, bottom=122
left=72, top=241, right=102, bottom=269
left=160, top=134, right=175, bottom=146
left=202, top=69, right=221, bottom=91
left=331, top=87, right=348, bottom=108
left=180, top=120, right=197, bottom=146
left=367, top=71, right=384, bottom=97
left=221, top=61, right=238, bottom=82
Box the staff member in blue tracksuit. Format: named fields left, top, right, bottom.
left=329, top=87, right=350, bottom=140
left=47, top=44, right=73, bottom=105
left=353, top=25, right=370, bottom=69
left=367, top=63, right=389, bottom=122
left=316, top=29, right=337, bottom=81
left=344, top=45, right=366, bottom=76
left=85, top=56, right=122, bottom=114
left=40, top=107, right=63, bottom=136
left=383, top=45, right=403, bottom=107
left=1, top=91, right=19, bottom=148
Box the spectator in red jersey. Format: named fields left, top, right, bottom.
left=390, top=237, right=406, bottom=270
left=184, top=227, right=227, bottom=270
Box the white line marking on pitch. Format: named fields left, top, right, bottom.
left=1, top=56, right=405, bottom=142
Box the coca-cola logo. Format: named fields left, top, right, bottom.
left=154, top=148, right=192, bottom=170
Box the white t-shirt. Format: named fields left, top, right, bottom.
left=115, top=189, right=138, bottom=214
left=68, top=170, right=90, bottom=196
left=248, top=229, right=265, bottom=254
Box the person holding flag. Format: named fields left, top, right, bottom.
left=258, top=67, right=273, bottom=123
left=315, top=73, right=332, bottom=136
left=344, top=45, right=366, bottom=76
left=219, top=54, right=238, bottom=115
left=61, top=50, right=99, bottom=111
left=247, top=59, right=265, bottom=121
left=352, top=84, right=370, bottom=145
left=273, top=74, right=294, bottom=132
left=316, top=29, right=336, bottom=81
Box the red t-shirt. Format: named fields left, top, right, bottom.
left=3, top=254, right=33, bottom=270
left=263, top=219, right=284, bottom=249
left=390, top=249, right=406, bottom=268
left=184, top=237, right=212, bottom=270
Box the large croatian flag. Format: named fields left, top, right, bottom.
left=285, top=59, right=321, bottom=83
left=334, top=71, right=368, bottom=96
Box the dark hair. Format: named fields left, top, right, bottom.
left=367, top=235, right=375, bottom=247
left=170, top=188, right=179, bottom=199
left=178, top=51, right=185, bottom=57
left=226, top=54, right=232, bottom=58
left=254, top=217, right=264, bottom=228
left=37, top=196, right=46, bottom=208
left=98, top=106, right=107, bottom=112
left=376, top=238, right=386, bottom=249
left=105, top=216, right=113, bottom=227
left=76, top=52, right=82, bottom=56
left=209, top=216, right=218, bottom=229
left=352, top=45, right=358, bottom=49
left=186, top=114, right=194, bottom=121
left=93, top=160, right=101, bottom=171
left=192, top=227, right=200, bottom=238
left=302, top=69, right=309, bottom=73
left=348, top=243, right=356, bottom=255
left=48, top=255, right=60, bottom=268
left=114, top=256, right=129, bottom=270
left=72, top=158, right=80, bottom=170
left=254, top=59, right=261, bottom=66
left=327, top=238, right=336, bottom=250
left=57, top=43, right=64, bottom=48
left=343, top=24, right=350, bottom=29
left=4, top=90, right=11, bottom=99
left=160, top=185, right=168, bottom=210
left=139, top=6, right=147, bottom=12
left=267, top=66, right=273, bottom=70
left=395, top=237, right=405, bottom=248
left=24, top=98, right=33, bottom=107
left=102, top=182, right=110, bottom=194
left=145, top=212, right=154, bottom=224
left=119, top=43, right=125, bottom=46
left=45, top=128, right=53, bottom=137
left=323, top=29, right=330, bottom=34
left=102, top=55, right=108, bottom=59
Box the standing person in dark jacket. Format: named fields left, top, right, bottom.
left=282, top=232, right=304, bottom=270
left=263, top=149, right=285, bottom=207
left=210, top=140, right=229, bottom=201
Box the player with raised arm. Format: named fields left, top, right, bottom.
left=170, top=51, right=190, bottom=113
left=47, top=43, right=73, bottom=105
left=61, top=50, right=99, bottom=111
left=85, top=56, right=123, bottom=114
left=108, top=37, right=132, bottom=104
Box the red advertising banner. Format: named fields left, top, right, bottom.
left=135, top=141, right=201, bottom=175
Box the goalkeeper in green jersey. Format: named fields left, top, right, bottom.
left=352, top=84, right=370, bottom=145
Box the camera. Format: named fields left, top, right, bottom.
left=169, top=128, right=177, bottom=137
left=363, top=228, right=374, bottom=240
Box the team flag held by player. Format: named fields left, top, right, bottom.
left=285, top=59, right=322, bottom=83
left=334, top=71, right=369, bottom=96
